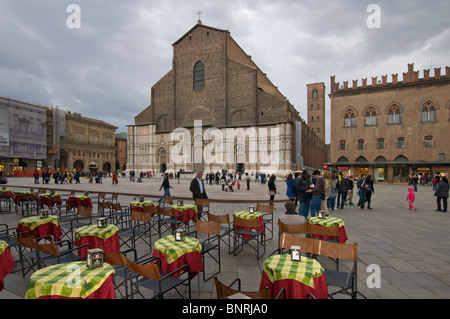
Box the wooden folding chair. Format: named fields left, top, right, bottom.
left=207, top=212, right=234, bottom=254
left=256, top=203, right=274, bottom=242
left=214, top=276, right=270, bottom=299
left=195, top=220, right=221, bottom=282
left=233, top=215, right=265, bottom=260
left=315, top=240, right=366, bottom=299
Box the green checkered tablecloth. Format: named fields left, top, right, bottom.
left=75, top=195, right=90, bottom=201
left=154, top=235, right=202, bottom=264
left=263, top=254, right=324, bottom=289
left=75, top=224, right=119, bottom=241
left=19, top=215, right=60, bottom=231
left=233, top=211, right=262, bottom=219
left=171, top=204, right=198, bottom=214
left=25, top=261, right=115, bottom=299
left=309, top=216, right=344, bottom=227
left=39, top=193, right=62, bottom=199
left=0, top=240, right=8, bottom=255
left=0, top=190, right=14, bottom=196
left=130, top=201, right=154, bottom=207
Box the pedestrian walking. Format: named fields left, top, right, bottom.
left=268, top=174, right=277, bottom=205
left=336, top=172, right=348, bottom=209
left=112, top=172, right=118, bottom=185
left=357, top=174, right=367, bottom=209
left=159, top=173, right=173, bottom=203
left=296, top=170, right=313, bottom=218
left=365, top=175, right=375, bottom=209
left=285, top=173, right=296, bottom=202
left=310, top=170, right=324, bottom=218
left=434, top=176, right=449, bottom=212
left=406, top=187, right=417, bottom=211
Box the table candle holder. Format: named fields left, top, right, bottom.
left=40, top=210, right=49, bottom=219
left=291, top=245, right=301, bottom=262
left=139, top=196, right=144, bottom=202
left=86, top=248, right=104, bottom=269
left=177, top=199, right=184, bottom=206
left=175, top=229, right=186, bottom=241
left=249, top=206, right=255, bottom=214
left=97, top=217, right=108, bottom=228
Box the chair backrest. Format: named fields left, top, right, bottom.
left=196, top=198, right=210, bottom=207
left=279, top=233, right=316, bottom=255
left=131, top=210, right=152, bottom=223
left=99, top=201, right=111, bottom=210
left=14, top=233, right=38, bottom=250
left=50, top=195, right=62, bottom=204
left=70, top=190, right=76, bottom=196
left=110, top=202, right=123, bottom=211
left=125, top=255, right=161, bottom=280
left=207, top=212, right=230, bottom=224
left=112, top=193, right=119, bottom=200
left=163, top=196, right=174, bottom=204
left=36, top=242, right=59, bottom=256
left=233, top=215, right=259, bottom=228
left=315, top=240, right=358, bottom=261
left=156, top=207, right=175, bottom=218
left=278, top=220, right=309, bottom=235
left=215, top=277, right=269, bottom=299
left=256, top=203, right=274, bottom=214
left=146, top=205, right=156, bottom=214
left=104, top=251, right=127, bottom=268
left=309, top=224, right=340, bottom=237
left=98, top=192, right=106, bottom=200
left=38, top=188, right=47, bottom=194
left=196, top=220, right=221, bottom=236
left=78, top=206, right=93, bottom=217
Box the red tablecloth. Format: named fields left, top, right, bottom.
left=35, top=274, right=115, bottom=299
left=259, top=271, right=328, bottom=299
left=0, top=247, right=15, bottom=291
left=67, top=196, right=93, bottom=208
left=312, top=225, right=348, bottom=244
left=152, top=249, right=203, bottom=279
left=17, top=219, right=63, bottom=242
left=172, top=207, right=198, bottom=225
left=38, top=195, right=62, bottom=209
left=74, top=233, right=120, bottom=257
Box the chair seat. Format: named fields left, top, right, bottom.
left=119, top=228, right=147, bottom=238
left=135, top=273, right=187, bottom=296
left=324, top=269, right=353, bottom=289
left=203, top=242, right=219, bottom=254
left=61, top=221, right=89, bottom=229
left=235, top=229, right=260, bottom=237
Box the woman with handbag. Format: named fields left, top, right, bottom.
left=268, top=174, right=277, bottom=205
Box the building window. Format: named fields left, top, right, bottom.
left=344, top=109, right=356, bottom=127
left=397, top=137, right=405, bottom=149
left=388, top=105, right=401, bottom=124
left=312, top=89, right=318, bottom=99
left=421, top=102, right=436, bottom=122
left=424, top=135, right=433, bottom=148
left=377, top=138, right=385, bottom=149
left=365, top=107, right=377, bottom=126
left=193, top=61, right=205, bottom=91
left=358, top=139, right=365, bottom=150
left=340, top=140, right=346, bottom=150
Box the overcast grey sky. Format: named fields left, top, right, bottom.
left=1, top=0, right=449, bottom=143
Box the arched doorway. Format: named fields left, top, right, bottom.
left=73, top=160, right=84, bottom=172
left=103, top=162, right=112, bottom=173
left=159, top=149, right=167, bottom=173
left=89, top=161, right=99, bottom=175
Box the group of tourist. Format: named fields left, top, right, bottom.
left=279, top=170, right=376, bottom=219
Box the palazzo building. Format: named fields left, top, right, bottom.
left=327, top=63, right=450, bottom=183
left=127, top=21, right=328, bottom=175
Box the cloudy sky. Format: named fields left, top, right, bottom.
left=1, top=0, right=449, bottom=143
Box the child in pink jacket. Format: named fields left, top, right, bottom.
left=406, top=187, right=417, bottom=211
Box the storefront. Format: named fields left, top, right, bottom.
left=353, top=166, right=369, bottom=180
left=374, top=166, right=388, bottom=182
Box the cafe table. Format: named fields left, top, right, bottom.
left=67, top=195, right=93, bottom=209
left=259, top=254, right=328, bottom=299
left=0, top=240, right=15, bottom=292
left=152, top=235, right=203, bottom=279
left=130, top=200, right=154, bottom=212
left=17, top=215, right=63, bottom=242
left=38, top=193, right=62, bottom=210
left=74, top=224, right=120, bottom=257
left=308, top=216, right=348, bottom=243
left=170, top=203, right=199, bottom=225
left=25, top=261, right=115, bottom=299
left=233, top=211, right=265, bottom=240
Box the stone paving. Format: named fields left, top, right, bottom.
left=1, top=175, right=449, bottom=299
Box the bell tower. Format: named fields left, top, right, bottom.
left=306, top=82, right=326, bottom=143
